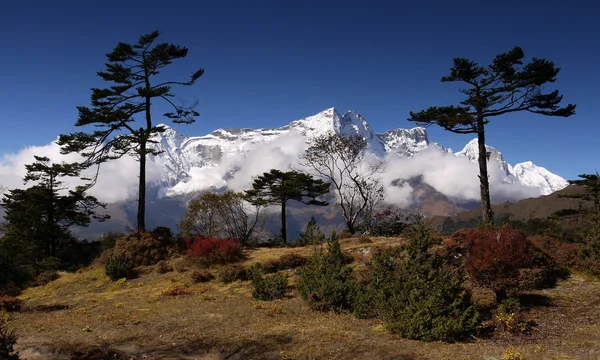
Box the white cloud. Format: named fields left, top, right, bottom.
left=0, top=138, right=161, bottom=203
left=1, top=133, right=542, bottom=209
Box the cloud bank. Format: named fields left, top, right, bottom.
left=0, top=139, right=161, bottom=203
left=1, top=133, right=541, bottom=208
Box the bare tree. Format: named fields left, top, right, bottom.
left=300, top=133, right=384, bottom=234
left=179, top=191, right=266, bottom=244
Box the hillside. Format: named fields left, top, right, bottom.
left=9, top=236, right=600, bottom=360
left=427, top=185, right=586, bottom=233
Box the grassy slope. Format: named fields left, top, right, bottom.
left=10, top=236, right=600, bottom=360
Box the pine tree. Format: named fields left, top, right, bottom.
left=408, top=47, right=576, bottom=225
left=58, top=31, right=204, bottom=231
left=245, top=169, right=330, bottom=244
left=1, top=156, right=107, bottom=265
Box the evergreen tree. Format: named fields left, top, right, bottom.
left=408, top=47, right=576, bottom=225
left=245, top=169, right=330, bottom=244
left=57, top=31, right=204, bottom=231
left=1, top=156, right=107, bottom=267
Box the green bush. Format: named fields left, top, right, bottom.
left=0, top=316, right=19, bottom=360
left=296, top=216, right=326, bottom=246
left=249, top=265, right=288, bottom=301
left=297, top=234, right=357, bottom=312
left=104, top=252, right=135, bottom=281
left=360, top=222, right=480, bottom=342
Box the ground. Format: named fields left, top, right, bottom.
left=8, top=236, right=600, bottom=360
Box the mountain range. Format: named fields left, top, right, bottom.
left=73, top=107, right=569, bottom=238
left=149, top=107, right=567, bottom=197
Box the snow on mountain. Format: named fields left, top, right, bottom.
left=149, top=108, right=568, bottom=198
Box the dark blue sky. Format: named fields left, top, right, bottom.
left=0, top=0, right=598, bottom=180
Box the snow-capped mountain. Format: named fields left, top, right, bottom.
left=149, top=108, right=568, bottom=198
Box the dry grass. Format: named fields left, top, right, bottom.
left=9, top=237, right=600, bottom=359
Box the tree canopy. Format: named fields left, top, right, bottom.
left=408, top=46, right=575, bottom=224
left=245, top=169, right=330, bottom=244
left=57, top=30, right=204, bottom=231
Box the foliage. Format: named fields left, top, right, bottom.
left=185, top=237, right=243, bottom=266
left=155, top=260, right=173, bottom=274
left=249, top=265, right=288, bottom=301
left=502, top=346, right=524, bottom=360
left=218, top=264, right=248, bottom=283
left=359, top=222, right=480, bottom=342
left=179, top=191, right=265, bottom=244
left=104, top=252, right=135, bottom=281
left=1, top=156, right=107, bottom=276
left=113, top=230, right=174, bottom=267
left=191, top=270, right=214, bottom=283
left=494, top=311, right=533, bottom=335
left=161, top=285, right=191, bottom=297
left=297, top=233, right=357, bottom=312
left=296, top=216, right=326, bottom=246
left=369, top=206, right=409, bottom=236
left=36, top=270, right=60, bottom=286
left=464, top=226, right=561, bottom=301
left=300, top=133, right=384, bottom=234
left=57, top=31, right=204, bottom=231
left=528, top=235, right=580, bottom=269
left=262, top=253, right=308, bottom=274
left=0, top=255, right=29, bottom=292
left=0, top=316, right=19, bottom=360
left=245, top=169, right=329, bottom=244
left=0, top=297, right=23, bottom=312
left=409, top=46, right=576, bottom=224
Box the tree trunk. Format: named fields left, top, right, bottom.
left=346, top=220, right=355, bottom=235
left=477, top=120, right=494, bottom=225
left=281, top=200, right=287, bottom=245
left=137, top=139, right=147, bottom=232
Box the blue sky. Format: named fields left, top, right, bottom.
left=0, top=0, right=598, bottom=181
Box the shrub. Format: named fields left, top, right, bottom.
left=528, top=235, right=580, bottom=268
left=494, top=311, right=533, bottom=335
left=0, top=296, right=23, bottom=312
left=249, top=266, right=288, bottom=301
left=0, top=316, right=19, bottom=360
left=218, top=264, right=248, bottom=283
left=113, top=231, right=173, bottom=267
left=191, top=270, right=214, bottom=283
left=104, top=252, right=135, bottom=281
left=185, top=237, right=243, bottom=266
left=263, top=253, right=308, bottom=273
left=371, top=206, right=408, bottom=236
left=359, top=222, right=480, bottom=342
left=36, top=270, right=60, bottom=286
left=296, top=216, right=326, bottom=246
left=580, top=225, right=600, bottom=275
left=465, top=226, right=561, bottom=301
left=155, top=260, right=173, bottom=274
left=297, top=234, right=357, bottom=313
left=161, top=285, right=191, bottom=297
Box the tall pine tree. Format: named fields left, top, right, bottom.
left=245, top=169, right=330, bottom=244
left=58, top=31, right=204, bottom=231
left=408, top=47, right=575, bottom=224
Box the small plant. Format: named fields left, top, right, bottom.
left=0, top=316, right=19, bottom=360
left=502, top=346, right=524, bottom=360
left=371, top=206, right=408, bottom=236
left=191, top=270, right=214, bottom=283
left=185, top=237, right=243, bottom=266
left=263, top=253, right=308, bottom=273
left=218, top=264, right=248, bottom=283
left=0, top=297, right=23, bottom=312
left=36, top=270, right=60, bottom=286
left=358, top=233, right=372, bottom=244
left=161, top=285, right=191, bottom=297
left=249, top=265, right=288, bottom=301
left=104, top=252, right=135, bottom=281
left=495, top=311, right=532, bottom=335
left=296, top=216, right=326, bottom=246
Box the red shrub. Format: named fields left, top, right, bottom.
left=465, top=227, right=536, bottom=301
left=528, top=235, right=580, bottom=268
left=185, top=237, right=243, bottom=266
